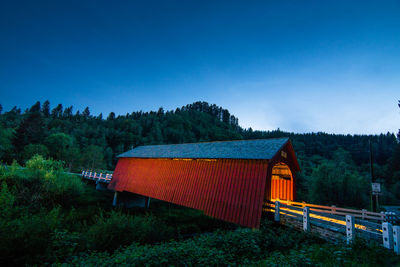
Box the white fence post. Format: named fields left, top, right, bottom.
left=393, top=226, right=400, bottom=255
left=346, top=215, right=355, bottom=244
left=361, top=209, right=366, bottom=220
left=303, top=207, right=310, bottom=232
left=274, top=201, right=280, bottom=222
left=331, top=205, right=336, bottom=215
left=382, top=222, right=394, bottom=249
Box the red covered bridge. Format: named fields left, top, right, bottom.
left=108, top=138, right=300, bottom=228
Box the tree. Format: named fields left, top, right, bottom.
left=308, top=149, right=369, bottom=208
left=42, top=100, right=50, bottom=117
left=13, top=104, right=46, bottom=153
left=104, top=147, right=113, bottom=169
left=81, top=145, right=106, bottom=169
left=83, top=107, right=90, bottom=119
left=63, top=106, right=73, bottom=118
left=157, top=107, right=164, bottom=116
left=0, top=127, right=14, bottom=162
left=29, top=101, right=41, bottom=113
left=22, top=144, right=49, bottom=162
left=45, top=133, right=73, bottom=162
left=107, top=112, right=115, bottom=120
left=398, top=100, right=400, bottom=139
left=51, top=104, right=63, bottom=118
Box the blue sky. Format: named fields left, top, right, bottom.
left=1, top=0, right=399, bottom=134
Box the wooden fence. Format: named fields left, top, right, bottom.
left=264, top=200, right=400, bottom=255
left=81, top=170, right=113, bottom=183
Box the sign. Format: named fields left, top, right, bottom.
left=281, top=151, right=287, bottom=158
left=372, top=182, right=381, bottom=195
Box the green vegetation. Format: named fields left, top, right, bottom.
left=0, top=157, right=226, bottom=265
left=0, top=157, right=398, bottom=266
left=0, top=101, right=399, bottom=265
left=1, top=100, right=399, bottom=206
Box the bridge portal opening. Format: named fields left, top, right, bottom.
left=271, top=162, right=294, bottom=201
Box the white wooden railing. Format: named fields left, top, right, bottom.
left=81, top=170, right=113, bottom=183
left=265, top=200, right=400, bottom=255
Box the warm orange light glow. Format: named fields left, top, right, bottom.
left=271, top=163, right=293, bottom=201
left=265, top=202, right=382, bottom=233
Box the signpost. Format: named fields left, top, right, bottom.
left=370, top=140, right=378, bottom=212
left=372, top=182, right=381, bottom=195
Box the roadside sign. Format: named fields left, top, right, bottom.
left=372, top=182, right=381, bottom=195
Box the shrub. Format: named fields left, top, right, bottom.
left=0, top=182, right=15, bottom=218
left=86, top=211, right=174, bottom=251
left=1, top=155, right=84, bottom=209
left=0, top=207, right=62, bottom=265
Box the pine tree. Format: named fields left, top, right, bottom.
left=51, top=104, right=63, bottom=118
left=13, top=103, right=46, bottom=154
left=63, top=106, right=73, bottom=118
left=83, top=107, right=90, bottom=118
left=29, top=101, right=41, bottom=113
left=107, top=112, right=115, bottom=120
left=42, top=100, right=50, bottom=117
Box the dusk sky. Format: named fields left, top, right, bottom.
left=1, top=0, right=399, bottom=134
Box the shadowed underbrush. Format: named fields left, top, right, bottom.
left=0, top=156, right=399, bottom=266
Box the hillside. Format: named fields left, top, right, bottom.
left=0, top=100, right=399, bottom=207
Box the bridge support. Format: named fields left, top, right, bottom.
left=382, top=222, right=394, bottom=249
left=112, top=191, right=118, bottom=206
left=346, top=215, right=355, bottom=244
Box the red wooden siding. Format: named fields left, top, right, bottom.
left=108, top=158, right=269, bottom=228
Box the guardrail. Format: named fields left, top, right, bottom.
left=264, top=200, right=400, bottom=255
left=81, top=170, right=113, bottom=183
left=265, top=199, right=386, bottom=221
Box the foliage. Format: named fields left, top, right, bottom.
left=22, top=143, right=49, bottom=162
left=81, top=145, right=106, bottom=169
left=307, top=149, right=370, bottom=207
left=1, top=100, right=400, bottom=205
left=0, top=127, right=14, bottom=161
left=0, top=155, right=83, bottom=210
left=86, top=210, right=174, bottom=251
left=0, top=157, right=399, bottom=266
left=69, top=223, right=398, bottom=267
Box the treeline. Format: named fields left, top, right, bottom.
left=0, top=100, right=399, bottom=206
left=0, top=101, right=241, bottom=170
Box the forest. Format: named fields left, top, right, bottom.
left=1, top=100, right=399, bottom=207
left=0, top=100, right=399, bottom=265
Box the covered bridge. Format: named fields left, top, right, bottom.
left=108, top=138, right=300, bottom=228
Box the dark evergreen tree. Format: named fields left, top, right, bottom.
left=83, top=107, right=90, bottom=119
left=107, top=112, right=115, bottom=120
left=63, top=106, right=73, bottom=118
left=29, top=101, right=41, bottom=113
left=51, top=104, right=63, bottom=118
left=13, top=103, right=46, bottom=154
left=42, top=100, right=50, bottom=117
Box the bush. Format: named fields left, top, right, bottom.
left=0, top=207, right=62, bottom=265
left=86, top=210, right=174, bottom=251
left=0, top=155, right=84, bottom=209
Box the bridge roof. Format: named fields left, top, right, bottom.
left=118, top=138, right=289, bottom=160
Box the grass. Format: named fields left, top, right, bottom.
left=0, top=155, right=399, bottom=266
